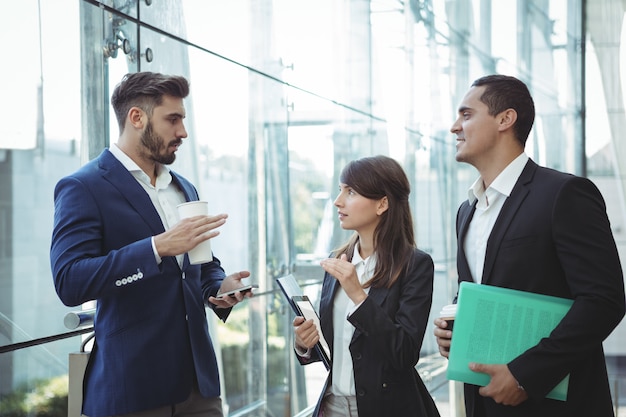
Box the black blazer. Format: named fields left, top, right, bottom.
left=456, top=159, right=625, bottom=417
left=298, top=248, right=440, bottom=417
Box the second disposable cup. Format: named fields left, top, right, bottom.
left=439, top=304, right=457, bottom=330
left=177, top=201, right=213, bottom=264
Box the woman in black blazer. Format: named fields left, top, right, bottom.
left=293, top=155, right=440, bottom=417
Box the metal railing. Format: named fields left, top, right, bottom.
left=63, top=308, right=96, bottom=330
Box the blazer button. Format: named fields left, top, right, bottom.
left=354, top=353, right=362, bottom=360
left=357, top=389, right=365, bottom=397
left=382, top=383, right=388, bottom=388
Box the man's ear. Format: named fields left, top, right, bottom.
left=498, top=108, right=517, bottom=132
left=128, top=107, right=146, bottom=129
left=377, top=196, right=389, bottom=216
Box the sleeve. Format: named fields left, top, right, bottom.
left=508, top=176, right=625, bottom=398
left=294, top=341, right=312, bottom=358
left=348, top=250, right=435, bottom=370
left=294, top=342, right=322, bottom=366
left=50, top=175, right=162, bottom=307
left=201, top=256, right=232, bottom=322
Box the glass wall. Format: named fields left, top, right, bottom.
left=1, top=0, right=625, bottom=416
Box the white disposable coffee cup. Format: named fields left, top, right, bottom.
left=439, top=304, right=457, bottom=330
left=177, top=201, right=213, bottom=264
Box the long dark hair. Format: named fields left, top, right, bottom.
left=333, top=155, right=415, bottom=289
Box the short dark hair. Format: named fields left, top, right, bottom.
left=471, top=74, right=535, bottom=146
left=110, top=72, right=190, bottom=133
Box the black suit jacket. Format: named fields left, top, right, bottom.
left=456, top=159, right=625, bottom=417
left=298, top=248, right=440, bottom=417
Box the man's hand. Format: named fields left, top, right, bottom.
left=208, top=270, right=252, bottom=308
left=433, top=317, right=452, bottom=358
left=471, top=363, right=528, bottom=406
left=154, top=213, right=228, bottom=258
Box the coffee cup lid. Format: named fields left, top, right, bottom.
left=439, top=304, right=457, bottom=317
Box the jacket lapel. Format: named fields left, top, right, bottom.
left=481, top=159, right=536, bottom=284
left=98, top=150, right=165, bottom=235
left=169, top=172, right=198, bottom=270
left=457, top=201, right=477, bottom=284
left=170, top=171, right=197, bottom=202
left=320, top=275, right=339, bottom=356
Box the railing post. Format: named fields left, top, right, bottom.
left=450, top=380, right=466, bottom=417
left=65, top=309, right=95, bottom=417
left=68, top=351, right=90, bottom=417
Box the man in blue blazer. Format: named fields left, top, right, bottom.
left=434, top=75, right=625, bottom=416
left=50, top=72, right=251, bottom=417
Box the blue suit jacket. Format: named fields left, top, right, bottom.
left=456, top=159, right=625, bottom=417
left=50, top=149, right=230, bottom=417
left=297, top=249, right=440, bottom=417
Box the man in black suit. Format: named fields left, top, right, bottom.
left=434, top=74, right=625, bottom=416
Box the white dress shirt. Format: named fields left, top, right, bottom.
left=330, top=243, right=374, bottom=396
left=464, top=153, right=528, bottom=283
left=109, top=144, right=186, bottom=265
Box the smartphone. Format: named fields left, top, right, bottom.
left=216, top=284, right=259, bottom=299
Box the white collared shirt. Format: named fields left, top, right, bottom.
left=464, top=153, right=528, bottom=283
left=109, top=144, right=186, bottom=265
left=330, top=243, right=374, bottom=396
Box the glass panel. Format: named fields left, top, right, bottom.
left=0, top=335, right=87, bottom=415
left=273, top=0, right=339, bottom=98
left=0, top=0, right=84, bottom=344
left=103, top=10, right=140, bottom=153
left=2, top=1, right=625, bottom=417
left=140, top=0, right=255, bottom=74
left=181, top=48, right=251, bottom=269
left=101, top=0, right=138, bottom=18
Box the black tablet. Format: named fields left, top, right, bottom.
left=292, top=295, right=332, bottom=368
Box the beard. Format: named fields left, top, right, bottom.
left=140, top=121, right=178, bottom=165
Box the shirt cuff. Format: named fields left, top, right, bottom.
left=295, top=342, right=312, bottom=358
left=348, top=298, right=366, bottom=316
left=151, top=237, right=162, bottom=264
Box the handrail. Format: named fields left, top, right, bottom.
left=1, top=308, right=97, bottom=354
left=0, top=327, right=94, bottom=354
left=64, top=308, right=96, bottom=329
left=0, top=278, right=317, bottom=355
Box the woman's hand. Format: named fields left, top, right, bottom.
left=293, top=316, right=319, bottom=350
left=320, top=254, right=367, bottom=304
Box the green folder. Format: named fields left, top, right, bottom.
left=447, top=282, right=573, bottom=401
